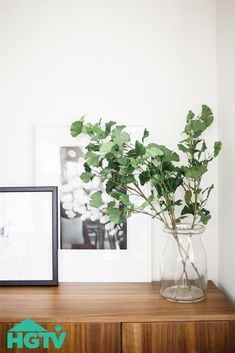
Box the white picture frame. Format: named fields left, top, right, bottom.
left=35, top=125, right=152, bottom=282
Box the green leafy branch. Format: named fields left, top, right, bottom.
left=70, top=105, right=222, bottom=229
left=178, top=105, right=222, bottom=227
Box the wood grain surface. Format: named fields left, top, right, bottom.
left=122, top=321, right=231, bottom=353
left=11, top=323, right=120, bottom=353
left=0, top=281, right=234, bottom=323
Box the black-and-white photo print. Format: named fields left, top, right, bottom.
left=60, top=146, right=127, bottom=250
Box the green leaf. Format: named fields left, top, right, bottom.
left=178, top=144, right=189, bottom=153
left=87, top=143, right=100, bottom=152
left=127, top=149, right=137, bottom=158
left=112, top=125, right=128, bottom=145
left=123, top=175, right=135, bottom=184
left=191, top=120, right=207, bottom=137
left=70, top=119, right=84, bottom=137
left=187, top=111, right=195, bottom=123
left=184, top=167, right=200, bottom=180
left=146, top=143, right=164, bottom=157
left=100, top=167, right=115, bottom=175
left=201, top=105, right=214, bottom=127
left=85, top=151, right=100, bottom=167
left=115, top=125, right=126, bottom=134
left=106, top=180, right=117, bottom=193
left=184, top=190, right=192, bottom=205
left=119, top=194, right=131, bottom=207
left=156, top=145, right=179, bottom=162
left=139, top=171, right=150, bottom=186
left=151, top=173, right=162, bottom=185
left=126, top=165, right=135, bottom=174
left=111, top=191, right=122, bottom=200
left=82, top=122, right=94, bottom=134
left=199, top=208, right=211, bottom=225
left=80, top=172, right=93, bottom=183
left=214, top=141, right=222, bottom=157
left=135, top=140, right=146, bottom=156
left=155, top=184, right=164, bottom=197
left=161, top=161, right=174, bottom=172
left=170, top=152, right=180, bottom=162
left=84, top=162, right=91, bottom=172
left=181, top=204, right=194, bottom=216
left=142, top=128, right=149, bottom=142
left=185, top=105, right=214, bottom=138
left=165, top=177, right=183, bottom=193
left=118, top=157, right=129, bottom=165
left=115, top=131, right=130, bottom=146
left=105, top=121, right=116, bottom=135
left=130, top=157, right=139, bottom=168
left=90, top=191, right=103, bottom=208
left=100, top=142, right=114, bottom=156
left=93, top=122, right=103, bottom=137
left=107, top=202, right=123, bottom=224
left=184, top=164, right=207, bottom=180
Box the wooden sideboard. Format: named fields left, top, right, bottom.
left=0, top=282, right=234, bottom=353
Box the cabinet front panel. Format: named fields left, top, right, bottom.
left=122, top=321, right=231, bottom=353
left=2, top=322, right=120, bottom=353
left=68, top=323, right=120, bottom=353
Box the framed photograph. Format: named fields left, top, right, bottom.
left=0, top=186, right=58, bottom=285
left=35, top=126, right=151, bottom=282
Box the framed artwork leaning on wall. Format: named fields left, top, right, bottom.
left=35, top=126, right=151, bottom=282
left=0, top=186, right=58, bottom=285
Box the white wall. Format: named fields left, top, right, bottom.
left=0, top=0, right=218, bottom=281
left=217, top=0, right=235, bottom=303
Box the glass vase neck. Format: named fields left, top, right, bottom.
left=164, top=223, right=205, bottom=235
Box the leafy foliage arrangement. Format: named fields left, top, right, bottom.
left=70, top=105, right=222, bottom=230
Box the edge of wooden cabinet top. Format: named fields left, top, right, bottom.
left=0, top=281, right=235, bottom=323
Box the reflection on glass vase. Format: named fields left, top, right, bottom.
left=160, top=224, right=207, bottom=303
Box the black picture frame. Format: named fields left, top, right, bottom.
left=0, top=186, right=58, bottom=286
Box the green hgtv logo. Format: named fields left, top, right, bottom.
left=7, top=319, right=67, bottom=349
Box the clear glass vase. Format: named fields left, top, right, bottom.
left=160, top=223, right=207, bottom=303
